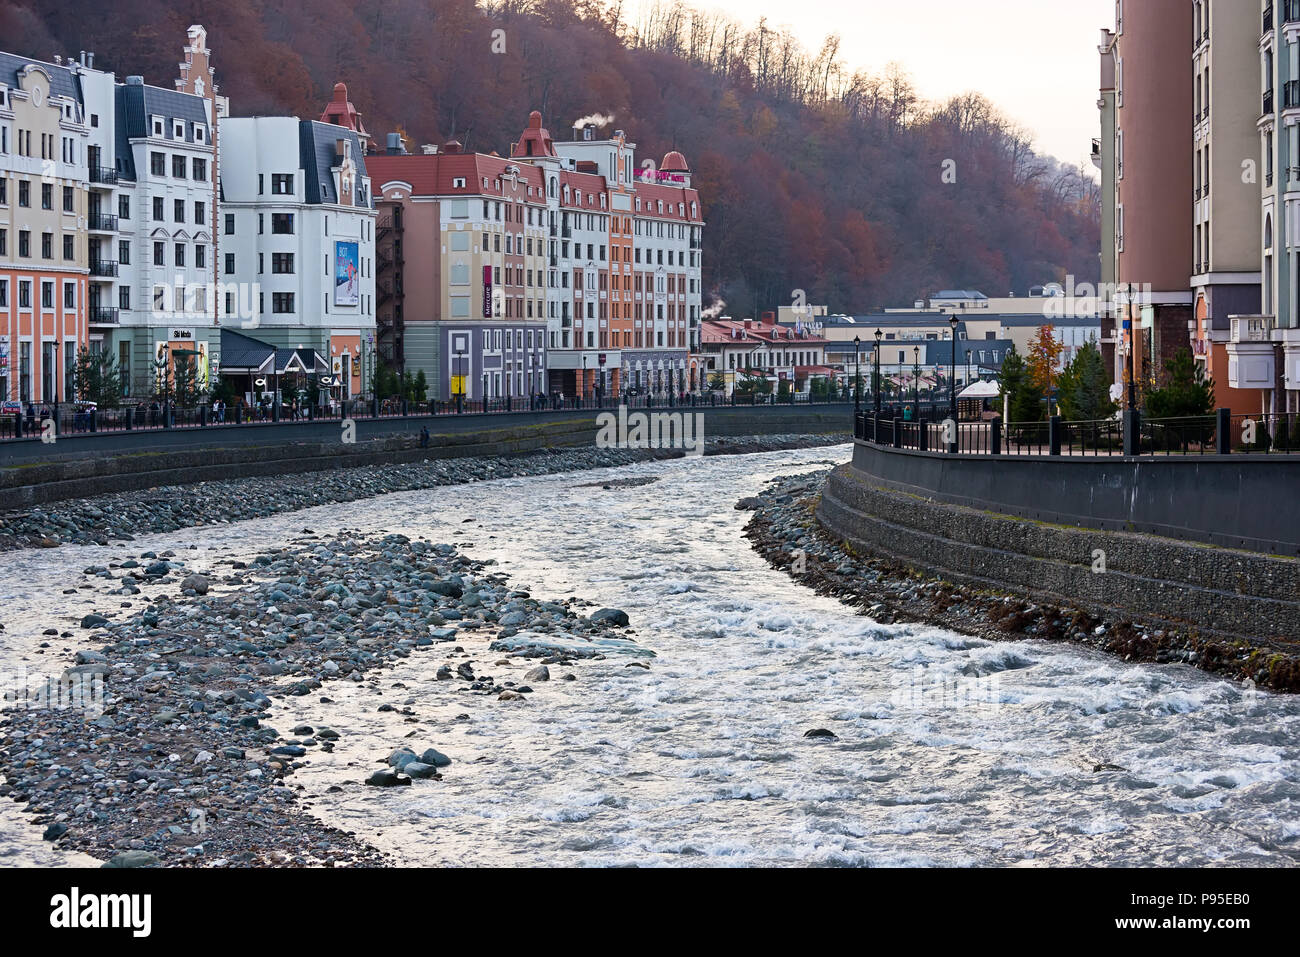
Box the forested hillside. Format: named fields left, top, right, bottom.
left=1, top=0, right=1101, bottom=315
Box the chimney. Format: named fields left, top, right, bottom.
left=385, top=132, right=404, bottom=155
left=583, top=127, right=593, bottom=141
left=572, top=125, right=580, bottom=141
left=420, top=144, right=438, bottom=155
left=86, top=52, right=94, bottom=69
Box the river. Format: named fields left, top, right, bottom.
left=2, top=444, right=1298, bottom=866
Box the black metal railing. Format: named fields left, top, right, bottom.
left=1265, top=88, right=1275, bottom=116
left=89, top=260, right=118, bottom=277
left=855, top=409, right=1300, bottom=459
left=89, top=166, right=118, bottom=185
left=88, top=213, right=118, bottom=231
left=90, top=307, right=119, bottom=324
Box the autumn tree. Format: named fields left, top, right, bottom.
left=1026, top=326, right=1065, bottom=414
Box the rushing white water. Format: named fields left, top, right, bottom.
left=2, top=444, right=1299, bottom=867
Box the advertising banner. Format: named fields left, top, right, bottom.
left=335, top=241, right=360, bottom=307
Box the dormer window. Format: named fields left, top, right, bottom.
left=195, top=127, right=205, bottom=143
left=173, top=120, right=185, bottom=139
left=153, top=118, right=164, bottom=137
left=453, top=177, right=467, bottom=189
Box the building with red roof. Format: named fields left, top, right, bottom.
left=699, top=317, right=832, bottom=395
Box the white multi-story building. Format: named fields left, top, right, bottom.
left=218, top=115, right=376, bottom=399
left=53, top=28, right=224, bottom=400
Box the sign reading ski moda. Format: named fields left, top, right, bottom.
left=335, top=241, right=360, bottom=307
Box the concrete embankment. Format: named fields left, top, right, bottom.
left=818, top=463, right=1300, bottom=646
left=0, top=405, right=851, bottom=511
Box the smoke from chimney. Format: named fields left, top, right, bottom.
left=701, top=298, right=726, bottom=321
left=572, top=112, right=615, bottom=131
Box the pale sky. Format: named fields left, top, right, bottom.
left=631, top=0, right=1116, bottom=168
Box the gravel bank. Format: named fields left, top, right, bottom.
left=0, top=433, right=841, bottom=552
left=743, top=470, right=1300, bottom=694
left=0, top=529, right=645, bottom=866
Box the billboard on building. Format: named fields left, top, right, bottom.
left=335, top=241, right=360, bottom=307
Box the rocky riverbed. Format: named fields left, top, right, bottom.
left=743, top=470, right=1300, bottom=694
left=0, top=528, right=646, bottom=866
left=0, top=433, right=840, bottom=552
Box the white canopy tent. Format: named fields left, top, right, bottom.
left=958, top=380, right=1001, bottom=399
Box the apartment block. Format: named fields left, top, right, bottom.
left=218, top=115, right=376, bottom=400
left=0, top=52, right=90, bottom=405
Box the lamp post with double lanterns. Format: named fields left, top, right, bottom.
left=948, top=314, right=959, bottom=420
left=874, top=328, right=883, bottom=414
left=912, top=346, right=921, bottom=422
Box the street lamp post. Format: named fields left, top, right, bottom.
left=1126, top=282, right=1138, bottom=411
left=912, top=346, right=921, bottom=422
left=853, top=336, right=861, bottom=414
left=874, top=328, right=883, bottom=415
left=948, top=315, right=959, bottom=420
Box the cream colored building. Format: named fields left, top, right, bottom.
left=0, top=53, right=90, bottom=404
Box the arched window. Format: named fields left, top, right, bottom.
left=1265, top=213, right=1273, bottom=251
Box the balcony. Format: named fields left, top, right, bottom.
left=1265, top=4, right=1275, bottom=37
left=1286, top=79, right=1300, bottom=110
left=90, top=307, right=119, bottom=324
left=88, top=166, right=118, bottom=186
left=1264, top=88, right=1276, bottom=116
left=88, top=213, right=118, bottom=232
left=88, top=260, right=118, bottom=278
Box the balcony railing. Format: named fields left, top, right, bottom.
left=1265, top=88, right=1276, bottom=116
left=88, top=213, right=118, bottom=231
left=90, top=307, right=119, bottom=324
left=1288, top=0, right=1300, bottom=23
left=1265, top=4, right=1275, bottom=36
left=88, top=260, right=118, bottom=277
left=1285, top=79, right=1300, bottom=110
left=88, top=166, right=118, bottom=185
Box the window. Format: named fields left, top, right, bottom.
left=64, top=282, right=75, bottom=309
left=0, top=280, right=6, bottom=307
left=272, top=292, right=295, bottom=313
left=41, top=280, right=54, bottom=308
left=151, top=152, right=166, bottom=176
left=272, top=253, right=295, bottom=274
left=172, top=155, right=186, bottom=178
left=154, top=241, right=165, bottom=266
left=18, top=280, right=30, bottom=308
left=174, top=199, right=185, bottom=223
left=271, top=174, right=294, bottom=195
left=271, top=213, right=294, bottom=234
left=224, top=253, right=235, bottom=275
left=41, top=183, right=52, bottom=210
left=62, top=235, right=74, bottom=260
left=18, top=180, right=28, bottom=207
left=195, top=201, right=205, bottom=224
left=119, top=240, right=130, bottom=265
left=18, top=230, right=29, bottom=257
left=118, top=194, right=130, bottom=219
left=195, top=245, right=206, bottom=269
left=62, top=186, right=74, bottom=212
left=41, top=233, right=52, bottom=259
left=224, top=213, right=235, bottom=235
left=153, top=197, right=164, bottom=221
left=193, top=158, right=206, bottom=181
left=175, top=244, right=185, bottom=267
left=119, top=286, right=130, bottom=310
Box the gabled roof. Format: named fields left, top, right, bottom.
left=218, top=328, right=275, bottom=372
left=274, top=347, right=328, bottom=375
